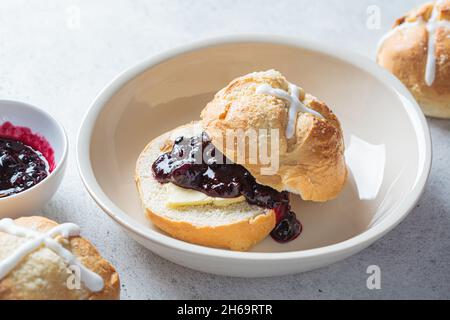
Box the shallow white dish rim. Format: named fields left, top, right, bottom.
left=76, top=34, right=432, bottom=261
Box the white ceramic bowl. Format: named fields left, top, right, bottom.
left=0, top=100, right=68, bottom=218
left=77, top=36, right=431, bottom=277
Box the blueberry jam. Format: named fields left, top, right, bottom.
left=0, top=138, right=50, bottom=198
left=152, top=133, right=302, bottom=243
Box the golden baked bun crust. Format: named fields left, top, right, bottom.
left=0, top=216, right=120, bottom=300
left=377, top=1, right=450, bottom=118
left=201, top=70, right=347, bottom=202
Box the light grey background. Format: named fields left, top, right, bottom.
left=0, top=0, right=449, bottom=299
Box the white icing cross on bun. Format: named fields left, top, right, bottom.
left=256, top=82, right=323, bottom=138
left=0, top=218, right=104, bottom=292
left=377, top=0, right=450, bottom=86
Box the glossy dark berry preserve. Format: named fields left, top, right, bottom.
left=0, top=138, right=50, bottom=198
left=152, top=132, right=302, bottom=243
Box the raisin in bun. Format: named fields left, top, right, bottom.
left=200, top=70, right=347, bottom=202
left=0, top=216, right=120, bottom=300
left=377, top=0, right=450, bottom=118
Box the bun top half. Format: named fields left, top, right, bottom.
left=201, top=70, right=347, bottom=202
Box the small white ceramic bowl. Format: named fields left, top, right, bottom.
left=0, top=100, right=68, bottom=218
left=77, top=36, right=431, bottom=276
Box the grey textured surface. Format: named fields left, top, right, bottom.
left=0, top=0, right=449, bottom=299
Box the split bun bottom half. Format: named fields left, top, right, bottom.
left=135, top=122, right=276, bottom=251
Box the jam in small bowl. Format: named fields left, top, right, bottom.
left=0, top=100, right=68, bottom=218
left=0, top=123, right=54, bottom=198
